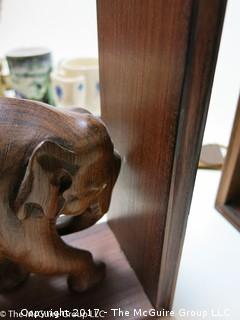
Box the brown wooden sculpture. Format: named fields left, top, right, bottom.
left=0, top=97, right=121, bottom=293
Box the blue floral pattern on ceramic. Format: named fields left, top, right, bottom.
left=96, top=81, right=100, bottom=92
left=55, top=85, right=63, bottom=99
left=78, top=83, right=84, bottom=91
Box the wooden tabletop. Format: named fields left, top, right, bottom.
left=0, top=223, right=152, bottom=319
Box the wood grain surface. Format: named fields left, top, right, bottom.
left=97, top=0, right=226, bottom=309
left=0, top=223, right=152, bottom=320
left=157, top=0, right=227, bottom=308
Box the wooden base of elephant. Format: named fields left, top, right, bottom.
left=0, top=251, right=106, bottom=294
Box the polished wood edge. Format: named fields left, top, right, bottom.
left=216, top=204, right=240, bottom=232
left=216, top=95, right=240, bottom=208
left=157, top=0, right=227, bottom=309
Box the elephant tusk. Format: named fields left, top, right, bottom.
left=57, top=201, right=103, bottom=235
left=89, top=202, right=102, bottom=217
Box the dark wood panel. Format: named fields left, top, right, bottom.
left=98, top=0, right=226, bottom=309
left=157, top=0, right=227, bottom=308
left=97, top=0, right=193, bottom=306
left=0, top=223, right=152, bottom=319
left=216, top=95, right=240, bottom=231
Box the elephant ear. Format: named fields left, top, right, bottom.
left=14, top=140, right=79, bottom=220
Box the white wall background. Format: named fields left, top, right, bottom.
left=0, top=0, right=239, bottom=144
left=0, top=0, right=98, bottom=64
left=203, top=0, right=240, bottom=147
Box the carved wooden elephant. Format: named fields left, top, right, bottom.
left=0, top=97, right=121, bottom=293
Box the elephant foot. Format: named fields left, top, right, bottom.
left=67, top=262, right=106, bottom=293
left=0, top=259, right=29, bottom=293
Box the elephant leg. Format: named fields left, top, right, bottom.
left=24, top=226, right=106, bottom=293
left=67, top=260, right=106, bottom=293
left=57, top=244, right=106, bottom=293
left=0, top=254, right=29, bottom=292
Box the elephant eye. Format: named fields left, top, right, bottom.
left=51, top=169, right=72, bottom=193
left=59, top=174, right=72, bottom=193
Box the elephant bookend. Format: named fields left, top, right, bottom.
left=0, top=97, right=121, bottom=294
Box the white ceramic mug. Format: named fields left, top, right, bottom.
left=50, top=72, right=86, bottom=109
left=60, top=58, right=100, bottom=115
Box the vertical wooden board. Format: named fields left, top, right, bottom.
left=97, top=0, right=226, bottom=309
left=216, top=96, right=240, bottom=205
left=216, top=95, right=240, bottom=230
left=157, top=0, right=227, bottom=308
left=97, top=0, right=192, bottom=304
